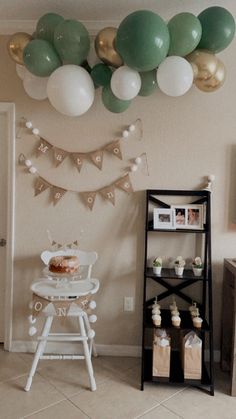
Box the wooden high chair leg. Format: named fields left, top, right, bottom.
left=24, top=316, right=53, bottom=392
left=78, top=314, right=96, bottom=391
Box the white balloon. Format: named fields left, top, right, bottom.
left=47, top=65, right=95, bottom=117
left=157, top=56, right=194, bottom=97
left=16, top=64, right=26, bottom=80
left=23, top=70, right=48, bottom=100
left=111, top=65, right=141, bottom=100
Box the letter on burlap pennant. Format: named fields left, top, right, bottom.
left=52, top=186, right=67, bottom=205
left=115, top=174, right=133, bottom=194
left=90, top=150, right=103, bottom=170
left=100, top=185, right=116, bottom=206
left=54, top=148, right=68, bottom=167
left=35, top=177, right=51, bottom=196
left=105, top=140, right=122, bottom=160
left=71, top=153, right=84, bottom=172
left=81, top=191, right=97, bottom=210
left=36, top=138, right=52, bottom=156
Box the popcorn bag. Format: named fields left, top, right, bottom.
left=182, top=331, right=202, bottom=380
left=153, top=329, right=171, bottom=377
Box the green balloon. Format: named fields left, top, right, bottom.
left=36, top=13, right=64, bottom=44
left=116, top=10, right=170, bottom=72
left=91, top=64, right=112, bottom=87
left=23, top=39, right=61, bottom=77
left=102, top=86, right=131, bottom=113
left=54, top=19, right=90, bottom=65
left=139, top=70, right=157, bottom=96
left=168, top=13, right=202, bottom=56
left=198, top=6, right=235, bottom=53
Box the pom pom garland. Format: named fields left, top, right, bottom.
left=25, top=121, right=33, bottom=129
left=29, top=326, right=37, bottom=336
left=32, top=128, right=40, bottom=136
left=89, top=314, right=97, bottom=323
left=135, top=156, right=142, bottom=165
left=122, top=129, right=129, bottom=139
left=25, top=159, right=32, bottom=167
left=89, top=300, right=97, bottom=310
left=129, top=124, right=135, bottom=132
left=130, top=164, right=138, bottom=172
left=88, top=329, right=96, bottom=339
left=28, top=315, right=36, bottom=324
left=29, top=166, right=37, bottom=174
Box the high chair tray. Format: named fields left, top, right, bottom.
left=31, top=278, right=99, bottom=298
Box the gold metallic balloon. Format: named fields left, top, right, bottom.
left=8, top=32, right=33, bottom=65
left=186, top=50, right=218, bottom=81
left=95, top=27, right=123, bottom=68
left=195, top=59, right=226, bottom=92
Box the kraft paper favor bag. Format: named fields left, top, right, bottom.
left=153, top=329, right=171, bottom=377
left=182, top=331, right=202, bottom=380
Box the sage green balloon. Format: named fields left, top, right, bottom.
left=36, top=13, right=64, bottom=44
left=139, top=70, right=157, bottom=96
left=91, top=63, right=112, bottom=87
left=54, top=19, right=90, bottom=65
left=168, top=13, right=202, bottom=56
left=198, top=6, right=235, bottom=53
left=116, top=10, right=170, bottom=72
left=102, top=86, right=131, bottom=113
left=23, top=39, right=61, bottom=77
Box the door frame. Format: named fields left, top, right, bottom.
left=0, top=103, right=15, bottom=350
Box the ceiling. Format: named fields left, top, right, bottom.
left=0, top=0, right=235, bottom=33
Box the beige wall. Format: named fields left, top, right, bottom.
left=1, top=1, right=236, bottom=350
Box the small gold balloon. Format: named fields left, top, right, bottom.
left=8, top=32, right=33, bottom=65
left=195, top=59, right=226, bottom=92
left=186, top=50, right=218, bottom=81
left=95, top=27, right=123, bottom=68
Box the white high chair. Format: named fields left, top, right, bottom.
left=24, top=249, right=99, bottom=392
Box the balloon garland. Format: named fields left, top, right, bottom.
left=7, top=7, right=235, bottom=116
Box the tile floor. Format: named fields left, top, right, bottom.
left=0, top=345, right=236, bottom=419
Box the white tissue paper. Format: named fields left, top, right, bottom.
left=184, top=331, right=202, bottom=348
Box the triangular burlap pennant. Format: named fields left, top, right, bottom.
left=52, top=186, right=67, bottom=206
left=51, top=240, right=57, bottom=246
left=90, top=150, right=103, bottom=170
left=31, top=294, right=50, bottom=317
left=35, top=177, right=51, bottom=196
left=115, top=174, right=133, bottom=194
left=105, top=140, right=122, bottom=160
left=36, top=138, right=52, bottom=156
left=57, top=243, right=63, bottom=249
left=54, top=147, right=68, bottom=167
left=71, top=153, right=84, bottom=172
left=73, top=240, right=78, bottom=246
left=100, top=185, right=116, bottom=206
left=81, top=191, right=97, bottom=210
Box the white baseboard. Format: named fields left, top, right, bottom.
left=10, top=340, right=220, bottom=361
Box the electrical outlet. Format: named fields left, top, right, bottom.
left=124, top=297, right=134, bottom=312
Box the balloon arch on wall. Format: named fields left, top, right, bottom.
left=8, top=7, right=235, bottom=117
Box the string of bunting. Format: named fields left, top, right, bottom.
left=46, top=230, right=79, bottom=250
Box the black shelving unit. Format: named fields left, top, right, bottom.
left=141, top=189, right=214, bottom=396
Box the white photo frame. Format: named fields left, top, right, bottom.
left=171, top=205, right=204, bottom=230
left=153, top=208, right=175, bottom=230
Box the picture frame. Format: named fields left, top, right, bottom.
left=171, top=204, right=204, bottom=230
left=153, top=208, right=175, bottom=230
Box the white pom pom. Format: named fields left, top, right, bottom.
left=208, top=174, right=215, bottom=182
left=130, top=164, right=138, bottom=172
left=25, top=121, right=33, bottom=129
left=29, top=301, right=34, bottom=309
left=129, top=124, right=135, bottom=132
left=135, top=156, right=142, bottom=165
left=32, top=128, right=39, bottom=136
left=29, top=166, right=37, bottom=174
left=88, top=329, right=96, bottom=339
left=29, top=326, right=37, bottom=336
left=89, top=300, right=97, bottom=310
left=89, top=314, right=97, bottom=323
left=122, top=130, right=129, bottom=139
left=28, top=315, right=36, bottom=324
left=25, top=159, right=32, bottom=167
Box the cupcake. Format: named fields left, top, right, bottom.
left=191, top=308, right=199, bottom=318
left=172, top=315, right=181, bottom=327
left=152, top=314, right=161, bottom=327
left=152, top=307, right=161, bottom=315
left=193, top=316, right=203, bottom=329
left=171, top=309, right=180, bottom=316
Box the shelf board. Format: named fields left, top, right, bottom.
left=143, top=348, right=211, bottom=387
left=146, top=267, right=206, bottom=281
left=145, top=308, right=210, bottom=331
left=147, top=224, right=207, bottom=234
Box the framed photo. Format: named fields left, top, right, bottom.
left=153, top=208, right=175, bottom=230
left=171, top=205, right=204, bottom=230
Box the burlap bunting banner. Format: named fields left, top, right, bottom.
left=100, top=185, right=116, bottom=206
left=115, top=174, right=133, bottom=194
left=52, top=186, right=67, bottom=205
left=54, top=147, right=68, bottom=167
left=90, top=150, right=103, bottom=170
left=37, top=138, right=53, bottom=156
left=105, top=140, right=122, bottom=160
left=35, top=177, right=51, bottom=196
left=71, top=153, right=84, bottom=172
left=81, top=191, right=97, bottom=211
left=31, top=293, right=91, bottom=317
